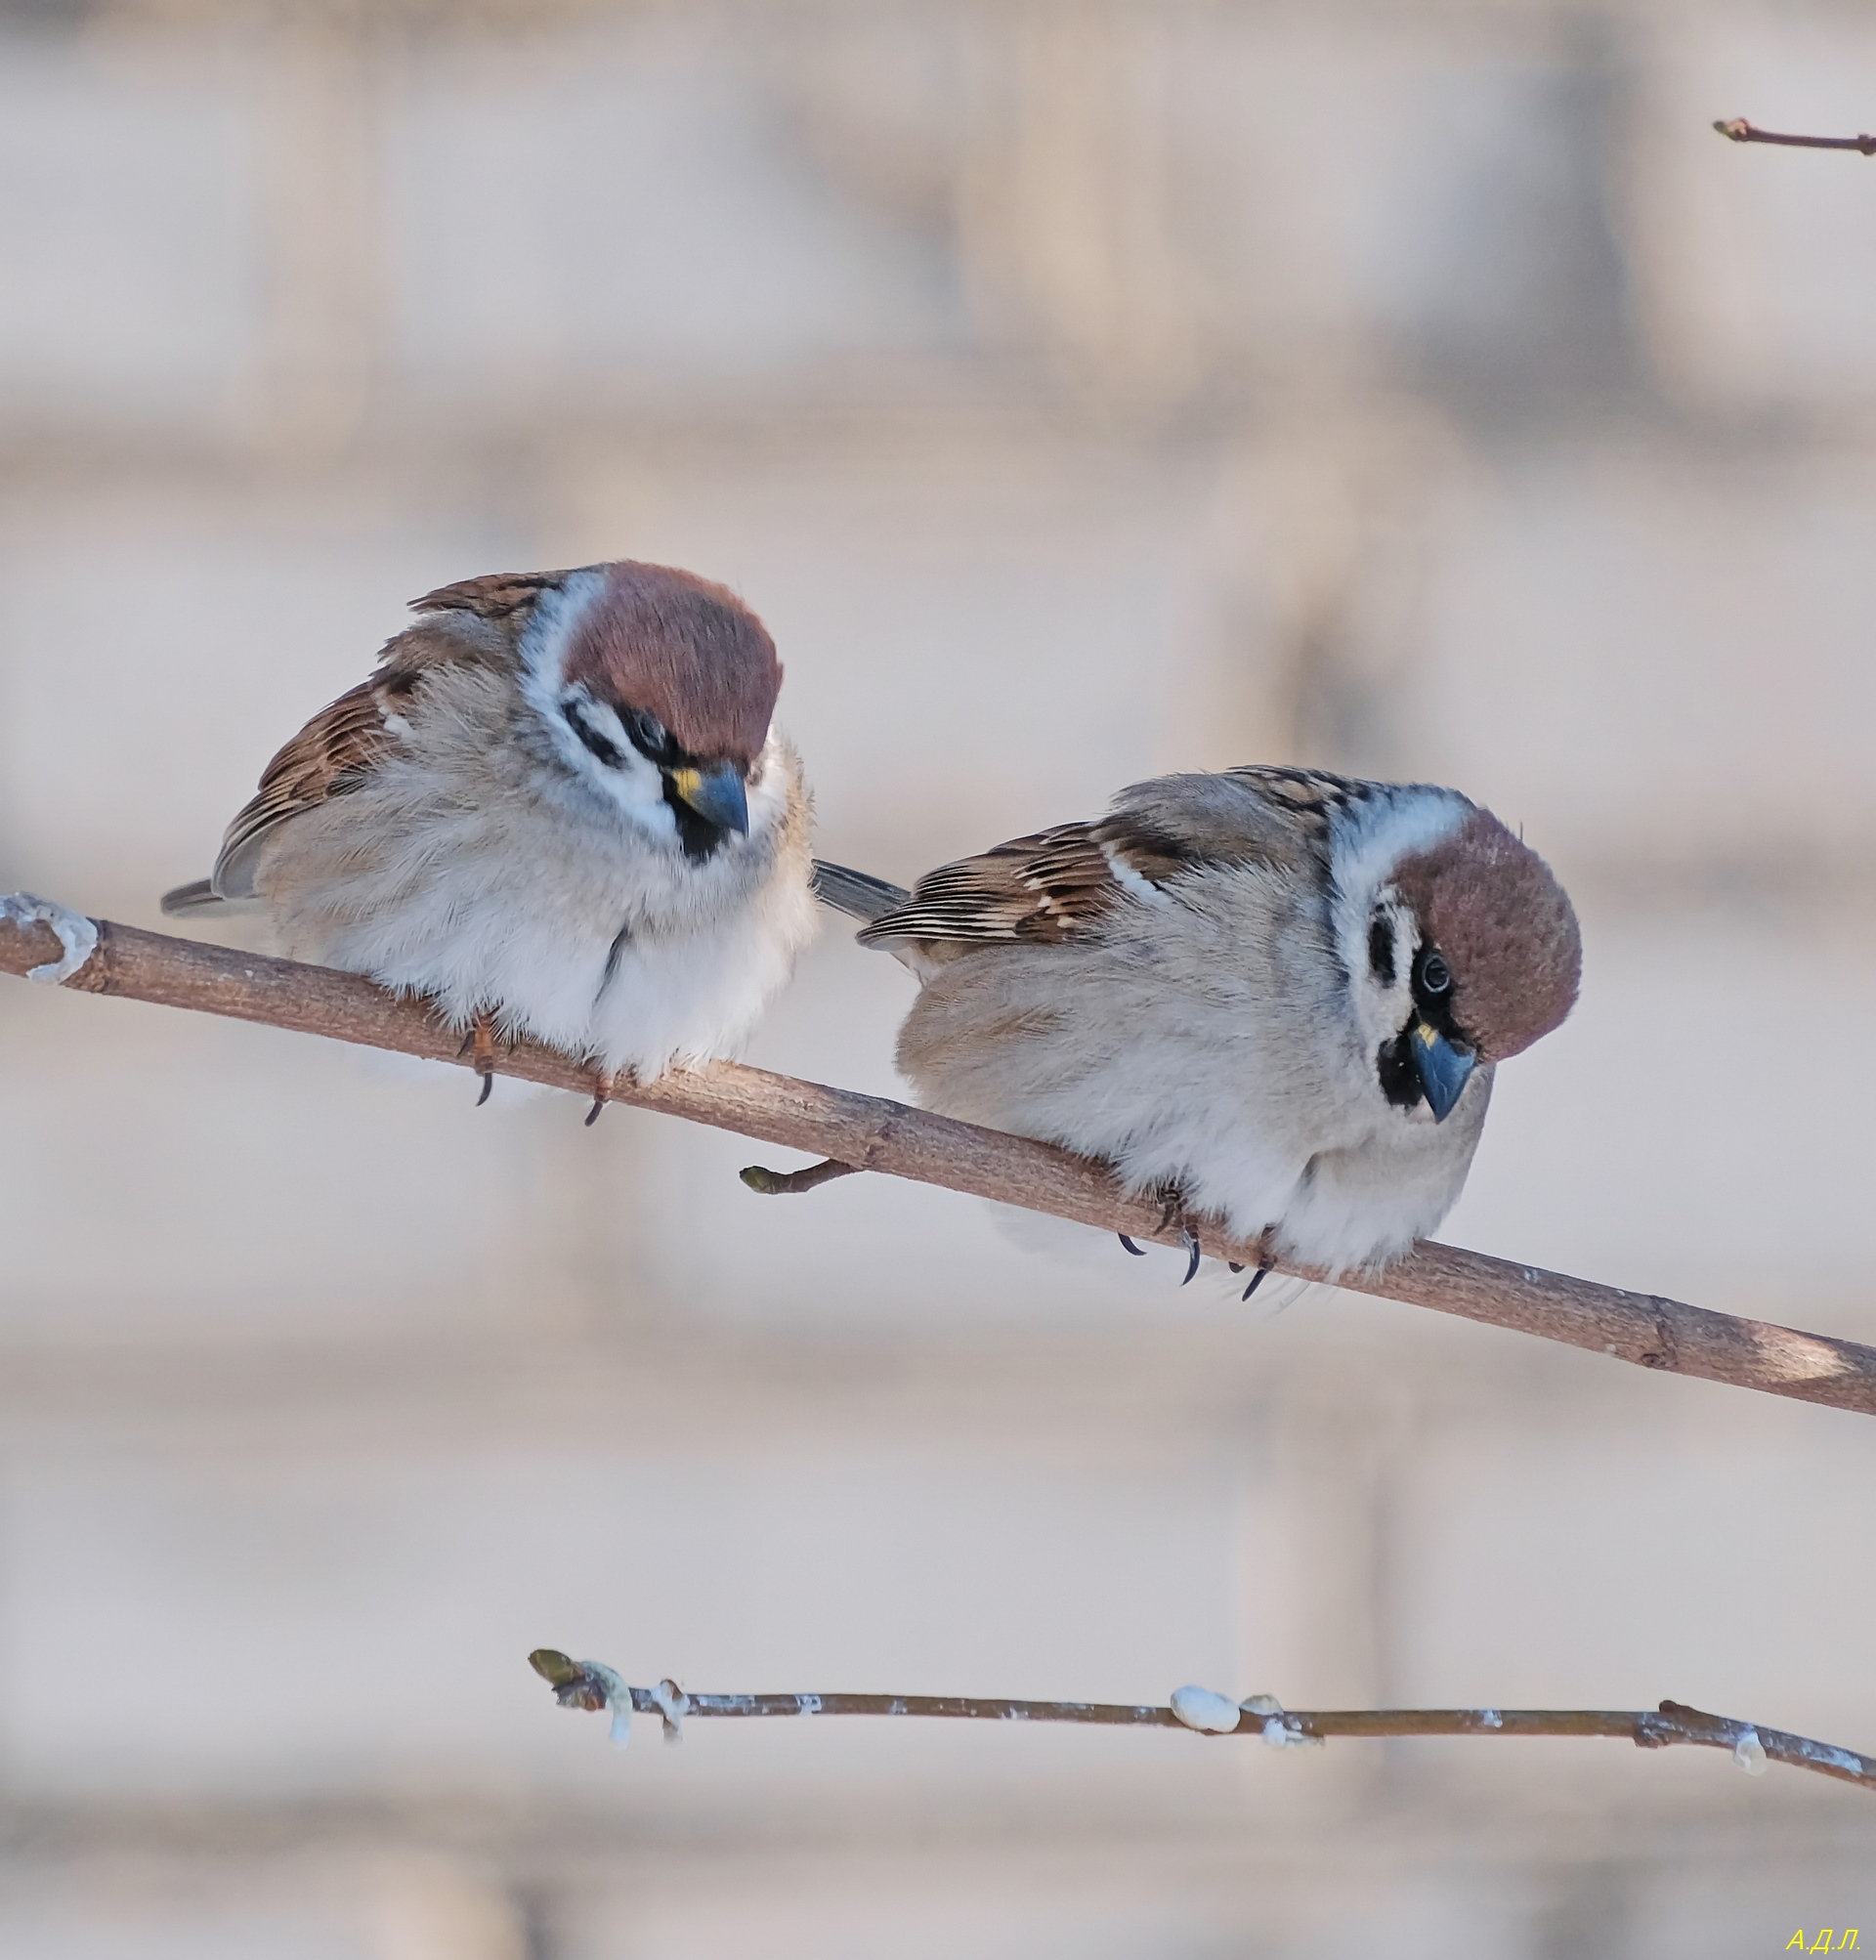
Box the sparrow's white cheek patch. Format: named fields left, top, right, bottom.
left=1326, top=788, right=1470, bottom=1006
left=1340, top=893, right=1418, bottom=1066
left=561, top=690, right=631, bottom=769
left=517, top=567, right=609, bottom=694
left=514, top=569, right=617, bottom=772
left=532, top=689, right=676, bottom=839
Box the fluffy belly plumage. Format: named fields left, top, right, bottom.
left=256, top=790, right=815, bottom=1077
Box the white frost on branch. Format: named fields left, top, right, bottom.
left=572, top=1661, right=634, bottom=1747
left=0, top=894, right=97, bottom=984
left=649, top=1677, right=692, bottom=1743
left=1169, top=1684, right=1241, bottom=1733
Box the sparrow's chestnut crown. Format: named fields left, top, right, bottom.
left=562, top=562, right=782, bottom=770
left=1392, top=807, right=1581, bottom=1062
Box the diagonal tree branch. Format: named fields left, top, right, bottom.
left=526, top=1651, right=1875, bottom=1795
left=1715, top=116, right=1876, bottom=155
left=5, top=897, right=1875, bottom=1416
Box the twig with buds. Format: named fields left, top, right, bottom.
left=526, top=1650, right=1874, bottom=1794
left=1714, top=117, right=1876, bottom=155
left=6, top=896, right=1876, bottom=1417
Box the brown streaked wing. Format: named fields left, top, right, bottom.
left=210, top=575, right=556, bottom=899
left=210, top=677, right=405, bottom=898
left=856, top=767, right=1356, bottom=951
left=1219, top=764, right=1361, bottom=811
left=857, top=812, right=1183, bottom=948
left=409, top=568, right=587, bottom=619
left=1097, top=763, right=1375, bottom=872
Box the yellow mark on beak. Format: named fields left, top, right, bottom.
left=662, top=761, right=750, bottom=836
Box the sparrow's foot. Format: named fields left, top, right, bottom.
left=460, top=1014, right=498, bottom=1107
left=585, top=1068, right=616, bottom=1128
left=1154, top=1184, right=1204, bottom=1287
left=741, top=1158, right=860, bottom=1195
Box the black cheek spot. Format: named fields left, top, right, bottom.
left=1377, top=1032, right=1424, bottom=1111
left=1368, top=916, right=1396, bottom=987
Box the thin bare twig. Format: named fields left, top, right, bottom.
left=1715, top=117, right=1876, bottom=155
left=740, top=1156, right=859, bottom=1195
left=526, top=1651, right=1875, bottom=1795
left=5, top=898, right=1876, bottom=1415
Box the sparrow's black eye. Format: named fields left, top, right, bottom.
left=623, top=708, right=673, bottom=762
left=1419, top=949, right=1452, bottom=996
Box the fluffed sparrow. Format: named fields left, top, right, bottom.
left=164, top=561, right=817, bottom=1104
left=815, top=766, right=1579, bottom=1276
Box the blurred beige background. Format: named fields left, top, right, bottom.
left=1, top=1, right=1874, bottom=1955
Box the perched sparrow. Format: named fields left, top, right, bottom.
left=163, top=561, right=817, bottom=1105
left=814, top=766, right=1580, bottom=1276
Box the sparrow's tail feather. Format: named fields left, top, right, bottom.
left=811, top=860, right=910, bottom=922
left=159, top=878, right=223, bottom=916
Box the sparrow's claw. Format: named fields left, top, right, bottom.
left=1118, top=1234, right=1148, bottom=1257
left=585, top=1068, right=616, bottom=1128
left=1227, top=1262, right=1245, bottom=1274
left=1241, top=1264, right=1271, bottom=1301
left=1180, top=1230, right=1202, bottom=1287
left=465, top=1014, right=498, bottom=1107
left=1149, top=1181, right=1204, bottom=1285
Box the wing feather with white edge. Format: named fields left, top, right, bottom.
left=854, top=766, right=1358, bottom=953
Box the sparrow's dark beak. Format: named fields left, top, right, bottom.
left=667, top=763, right=748, bottom=836
left=1411, top=1021, right=1475, bottom=1123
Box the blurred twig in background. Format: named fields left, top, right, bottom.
left=527, top=1650, right=1875, bottom=1794
left=7, top=895, right=1876, bottom=1417
left=1714, top=117, right=1876, bottom=155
